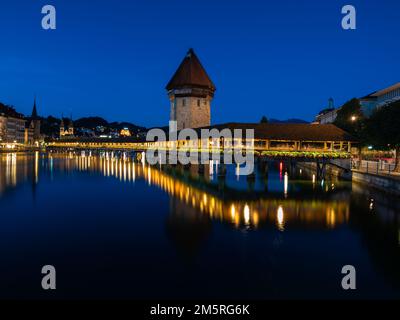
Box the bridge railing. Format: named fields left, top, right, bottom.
left=47, top=138, right=353, bottom=155
left=353, top=160, right=397, bottom=176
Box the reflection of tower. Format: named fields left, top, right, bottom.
left=165, top=196, right=212, bottom=261
left=166, top=49, right=216, bottom=131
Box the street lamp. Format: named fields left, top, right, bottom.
left=350, top=115, right=357, bottom=122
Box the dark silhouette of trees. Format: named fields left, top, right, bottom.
left=260, top=116, right=269, bottom=124
left=365, top=100, right=400, bottom=171
left=0, top=102, right=24, bottom=118
left=334, top=98, right=366, bottom=142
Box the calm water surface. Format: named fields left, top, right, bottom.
left=0, top=152, right=399, bottom=299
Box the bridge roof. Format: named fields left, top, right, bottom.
left=47, top=123, right=355, bottom=144
left=194, top=123, right=356, bottom=142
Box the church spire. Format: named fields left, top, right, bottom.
left=31, top=96, right=39, bottom=119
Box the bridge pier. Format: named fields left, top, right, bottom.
left=316, top=159, right=327, bottom=181
left=258, top=160, right=269, bottom=191
left=258, top=159, right=269, bottom=177
left=218, top=163, right=227, bottom=178
left=198, top=163, right=205, bottom=174
left=289, top=160, right=297, bottom=175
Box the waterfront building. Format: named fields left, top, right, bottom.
left=25, top=98, right=41, bottom=145
left=315, top=83, right=400, bottom=123
left=120, top=128, right=131, bottom=137
left=0, top=116, right=26, bottom=144
left=359, top=82, right=400, bottom=116
left=315, top=98, right=337, bottom=124
left=0, top=103, right=26, bottom=145
left=166, top=48, right=216, bottom=131
left=60, top=116, right=74, bottom=139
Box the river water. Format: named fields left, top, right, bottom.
left=0, top=152, right=399, bottom=299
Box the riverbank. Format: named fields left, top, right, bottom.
left=297, top=161, right=400, bottom=196
left=0, top=147, right=41, bottom=153
left=297, top=162, right=352, bottom=180
left=352, top=170, right=400, bottom=196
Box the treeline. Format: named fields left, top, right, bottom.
left=0, top=102, right=24, bottom=118
left=334, top=98, right=400, bottom=171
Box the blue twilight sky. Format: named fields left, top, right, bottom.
left=0, top=0, right=399, bottom=127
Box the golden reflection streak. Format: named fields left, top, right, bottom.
left=0, top=153, right=350, bottom=231
left=277, top=206, right=285, bottom=231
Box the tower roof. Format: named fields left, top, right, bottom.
left=166, top=49, right=216, bottom=92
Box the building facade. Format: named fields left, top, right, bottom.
left=315, top=98, right=337, bottom=124
left=166, top=49, right=216, bottom=131
left=60, top=117, right=74, bottom=138
left=25, top=98, right=42, bottom=145
left=0, top=115, right=26, bottom=144
left=315, top=83, right=400, bottom=123
left=360, top=82, right=400, bottom=116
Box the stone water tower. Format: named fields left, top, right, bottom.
left=166, top=49, right=216, bottom=131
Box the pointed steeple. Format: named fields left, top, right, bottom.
left=31, top=96, right=39, bottom=119
left=166, top=48, right=216, bottom=92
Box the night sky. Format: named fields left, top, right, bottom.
left=0, top=0, right=399, bottom=127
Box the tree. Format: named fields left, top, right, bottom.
left=365, top=100, right=400, bottom=172
left=334, top=98, right=366, bottom=141
left=260, top=116, right=269, bottom=124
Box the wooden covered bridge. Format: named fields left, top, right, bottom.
left=47, top=123, right=356, bottom=160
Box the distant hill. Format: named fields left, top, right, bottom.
left=40, top=115, right=147, bottom=138
left=66, top=116, right=146, bottom=133
left=269, top=118, right=309, bottom=124
left=74, top=117, right=108, bottom=128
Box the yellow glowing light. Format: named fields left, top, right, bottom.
left=277, top=206, right=285, bottom=231
left=120, top=128, right=131, bottom=137
left=327, top=208, right=336, bottom=228
left=284, top=172, right=288, bottom=195
left=230, top=204, right=236, bottom=220
left=253, top=212, right=259, bottom=227
left=244, top=204, right=250, bottom=225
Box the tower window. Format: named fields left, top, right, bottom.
left=197, top=99, right=201, bottom=107
left=182, top=99, right=186, bottom=107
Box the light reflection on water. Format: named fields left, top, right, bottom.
left=4, top=152, right=350, bottom=230
left=0, top=152, right=399, bottom=299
